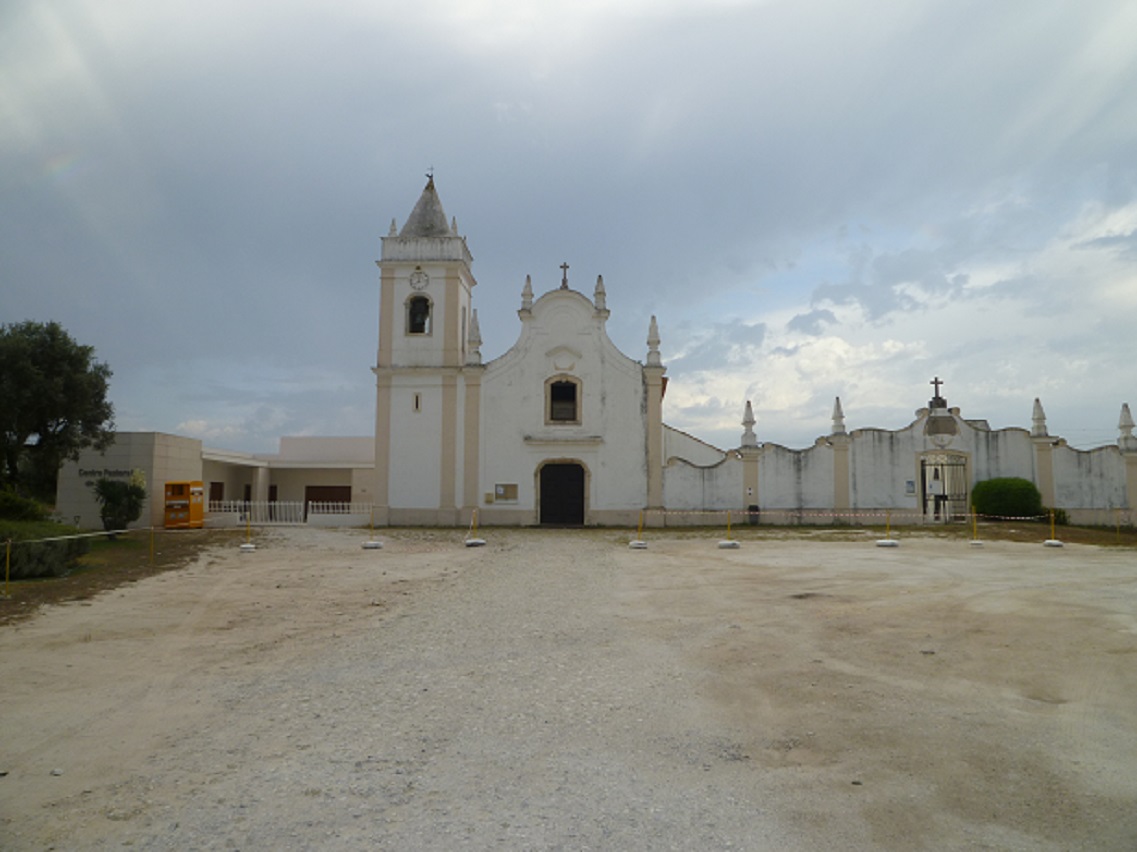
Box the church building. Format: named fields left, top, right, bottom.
left=370, top=177, right=1137, bottom=528
left=372, top=176, right=665, bottom=526
left=56, top=177, right=1137, bottom=530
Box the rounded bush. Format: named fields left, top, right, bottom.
left=971, top=477, right=1044, bottom=519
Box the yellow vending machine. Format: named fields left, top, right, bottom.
left=165, top=481, right=205, bottom=529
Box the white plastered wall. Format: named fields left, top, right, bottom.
left=388, top=375, right=444, bottom=509
left=478, top=289, right=649, bottom=522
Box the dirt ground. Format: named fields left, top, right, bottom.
left=1, top=526, right=1135, bottom=850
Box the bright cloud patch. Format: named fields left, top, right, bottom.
left=663, top=199, right=1137, bottom=451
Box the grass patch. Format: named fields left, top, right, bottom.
left=0, top=528, right=243, bottom=626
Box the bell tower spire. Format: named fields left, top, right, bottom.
left=377, top=175, right=476, bottom=369
left=373, top=176, right=482, bottom=526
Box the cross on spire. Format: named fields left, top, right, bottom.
left=560, top=262, right=569, bottom=289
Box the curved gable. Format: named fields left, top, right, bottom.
left=487, top=288, right=641, bottom=380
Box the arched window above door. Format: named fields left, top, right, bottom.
left=546, top=376, right=581, bottom=424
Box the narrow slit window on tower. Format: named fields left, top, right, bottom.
left=549, top=380, right=578, bottom=423
left=413, top=393, right=422, bottom=413
left=461, top=306, right=467, bottom=360
left=407, top=295, right=431, bottom=335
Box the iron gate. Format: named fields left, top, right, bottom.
left=920, top=453, right=968, bottom=521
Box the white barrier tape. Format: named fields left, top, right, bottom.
left=6, top=529, right=133, bottom=545
left=642, top=509, right=930, bottom=520
left=638, top=509, right=1074, bottom=522
left=6, top=526, right=229, bottom=547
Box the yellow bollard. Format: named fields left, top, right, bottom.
left=240, top=511, right=256, bottom=552
left=718, top=510, right=741, bottom=549
left=363, top=507, right=383, bottom=549
left=876, top=510, right=899, bottom=547
left=1044, top=509, right=1063, bottom=547
left=465, top=508, right=486, bottom=547
left=629, top=510, right=647, bottom=549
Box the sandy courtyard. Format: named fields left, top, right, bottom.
left=1, top=527, right=1135, bottom=850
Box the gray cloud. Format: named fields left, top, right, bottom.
left=1074, top=228, right=1137, bottom=259
left=4, top=0, right=1137, bottom=451
left=787, top=308, right=837, bottom=336
left=668, top=320, right=768, bottom=372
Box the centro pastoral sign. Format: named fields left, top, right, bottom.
left=79, top=468, right=134, bottom=486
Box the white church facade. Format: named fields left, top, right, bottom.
left=372, top=177, right=667, bottom=526
left=369, top=177, right=1137, bottom=528
left=57, top=178, right=1137, bottom=529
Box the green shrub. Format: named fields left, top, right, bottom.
left=971, top=477, right=1044, bottom=519
left=0, top=520, right=90, bottom=579
left=1046, top=507, right=1070, bottom=526
left=92, top=473, right=147, bottom=535
left=0, top=489, right=48, bottom=522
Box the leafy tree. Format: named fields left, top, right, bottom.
left=0, top=321, right=115, bottom=501
left=92, top=470, right=147, bottom=535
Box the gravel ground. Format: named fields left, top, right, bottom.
left=2, top=526, right=1136, bottom=850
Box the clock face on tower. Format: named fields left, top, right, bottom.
left=409, top=269, right=429, bottom=290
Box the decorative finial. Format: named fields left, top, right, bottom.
left=646, top=315, right=662, bottom=367
left=451, top=216, right=458, bottom=235
left=426, top=166, right=434, bottom=181
left=832, top=397, right=846, bottom=435
left=467, top=309, right=482, bottom=365
left=521, top=275, right=533, bottom=311
left=741, top=401, right=757, bottom=448
left=560, top=262, right=570, bottom=290
left=1031, top=398, right=1048, bottom=437
left=594, top=275, right=607, bottom=311
left=388, top=218, right=398, bottom=237
left=1119, top=403, right=1137, bottom=451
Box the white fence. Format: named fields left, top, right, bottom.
left=206, top=501, right=374, bottom=527
left=307, top=502, right=375, bottom=528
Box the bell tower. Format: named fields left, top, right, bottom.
left=373, top=176, right=481, bottom=525
left=376, top=175, right=476, bottom=369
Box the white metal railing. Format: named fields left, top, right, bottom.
left=306, top=501, right=375, bottom=516
left=208, top=500, right=305, bottom=524
left=206, top=500, right=374, bottom=526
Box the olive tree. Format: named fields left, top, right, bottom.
left=0, top=321, right=115, bottom=501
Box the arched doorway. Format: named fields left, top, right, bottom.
left=539, top=462, right=585, bottom=525
left=920, top=453, right=969, bottom=521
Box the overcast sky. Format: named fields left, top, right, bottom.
left=4, top=0, right=1136, bottom=454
